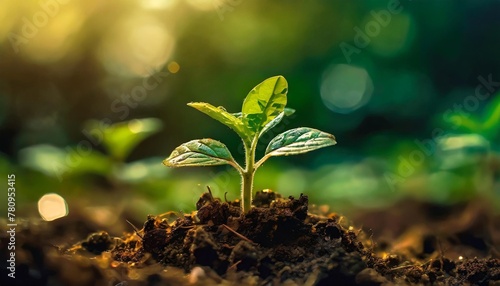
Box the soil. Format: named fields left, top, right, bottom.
left=1, top=190, right=499, bottom=286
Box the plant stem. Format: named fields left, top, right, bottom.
left=241, top=139, right=257, bottom=213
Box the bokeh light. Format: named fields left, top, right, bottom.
left=38, top=193, right=68, bottom=221
left=167, top=61, right=180, bottom=73
left=320, top=64, right=373, bottom=114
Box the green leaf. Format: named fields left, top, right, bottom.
left=86, top=118, right=163, bottom=161
left=265, top=127, right=336, bottom=157
left=163, top=139, right=236, bottom=167
left=242, top=75, right=288, bottom=134
left=19, top=144, right=113, bottom=178
left=259, top=107, right=295, bottom=139
left=188, top=102, right=249, bottom=142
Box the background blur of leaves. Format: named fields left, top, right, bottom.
left=0, top=0, right=499, bottom=222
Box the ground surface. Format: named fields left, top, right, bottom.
left=1, top=190, right=499, bottom=286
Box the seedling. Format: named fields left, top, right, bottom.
left=163, top=76, right=337, bottom=213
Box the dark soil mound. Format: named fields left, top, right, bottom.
left=108, top=191, right=367, bottom=285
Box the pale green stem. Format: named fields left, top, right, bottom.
left=241, top=138, right=258, bottom=213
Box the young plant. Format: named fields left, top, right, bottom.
left=163, top=76, right=336, bottom=213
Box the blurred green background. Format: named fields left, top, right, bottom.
left=0, top=0, right=499, bottom=222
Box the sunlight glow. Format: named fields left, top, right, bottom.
left=97, top=14, right=175, bottom=77
left=140, top=0, right=178, bottom=10
left=22, top=5, right=85, bottom=64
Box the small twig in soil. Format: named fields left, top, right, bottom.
left=227, top=260, right=241, bottom=272
left=224, top=192, right=229, bottom=203
left=126, top=219, right=143, bottom=239
left=366, top=229, right=375, bottom=251
left=389, top=259, right=432, bottom=271
left=222, top=224, right=254, bottom=244
left=436, top=239, right=447, bottom=271
left=356, top=225, right=364, bottom=236
left=206, top=185, right=214, bottom=199
left=338, top=216, right=345, bottom=226
left=157, top=211, right=183, bottom=220
left=389, top=265, right=418, bottom=271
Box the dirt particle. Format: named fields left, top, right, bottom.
left=253, top=190, right=279, bottom=207
left=196, top=192, right=240, bottom=225
left=229, top=240, right=259, bottom=271
left=81, top=231, right=114, bottom=254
